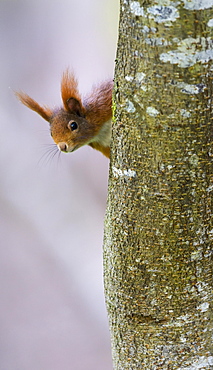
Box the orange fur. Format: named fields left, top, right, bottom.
left=61, top=70, right=85, bottom=115
left=89, top=142, right=110, bottom=158
left=84, top=81, right=113, bottom=127
left=15, top=92, right=52, bottom=121
left=16, top=70, right=113, bottom=158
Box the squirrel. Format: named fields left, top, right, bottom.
left=16, top=70, right=113, bottom=158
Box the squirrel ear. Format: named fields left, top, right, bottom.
left=15, top=91, right=52, bottom=122
left=61, top=70, right=85, bottom=116
left=67, top=97, right=84, bottom=117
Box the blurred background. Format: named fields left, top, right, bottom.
left=0, top=1, right=119, bottom=369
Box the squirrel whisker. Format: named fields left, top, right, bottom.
left=16, top=70, right=113, bottom=158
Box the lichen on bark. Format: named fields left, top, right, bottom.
left=104, top=0, right=213, bottom=369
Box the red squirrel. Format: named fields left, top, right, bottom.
left=16, top=70, right=113, bottom=158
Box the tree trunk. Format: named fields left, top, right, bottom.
left=103, top=1, right=213, bottom=368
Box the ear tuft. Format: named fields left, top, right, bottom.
left=61, top=69, right=85, bottom=116
left=15, top=91, right=52, bottom=122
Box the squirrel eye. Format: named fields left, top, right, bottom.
left=68, top=121, right=78, bottom=131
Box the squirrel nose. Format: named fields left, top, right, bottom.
left=58, top=142, right=68, bottom=152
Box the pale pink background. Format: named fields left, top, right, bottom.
left=0, top=1, right=119, bottom=369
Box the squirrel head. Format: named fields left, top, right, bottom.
left=16, top=70, right=98, bottom=153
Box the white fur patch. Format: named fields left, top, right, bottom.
left=91, top=120, right=112, bottom=147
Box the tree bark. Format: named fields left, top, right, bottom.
left=103, top=0, right=213, bottom=369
